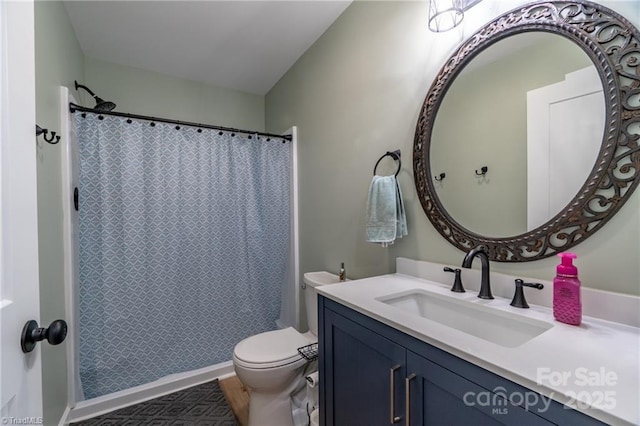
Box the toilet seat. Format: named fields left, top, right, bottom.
left=234, top=327, right=314, bottom=369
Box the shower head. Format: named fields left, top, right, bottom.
left=74, top=80, right=116, bottom=111
left=93, top=98, right=116, bottom=112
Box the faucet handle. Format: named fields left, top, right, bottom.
left=510, top=278, right=544, bottom=308
left=444, top=267, right=465, bottom=293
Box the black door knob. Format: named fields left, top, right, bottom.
left=21, top=319, right=68, bottom=353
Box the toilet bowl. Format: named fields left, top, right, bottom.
left=232, top=271, right=342, bottom=426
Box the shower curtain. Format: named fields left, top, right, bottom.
left=76, top=113, right=292, bottom=399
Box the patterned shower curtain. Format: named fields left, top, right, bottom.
left=76, top=113, right=291, bottom=399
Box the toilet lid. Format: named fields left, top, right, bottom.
left=234, top=327, right=313, bottom=366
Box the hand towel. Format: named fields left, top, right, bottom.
left=366, top=175, right=408, bottom=247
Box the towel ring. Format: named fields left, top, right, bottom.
left=373, top=150, right=401, bottom=177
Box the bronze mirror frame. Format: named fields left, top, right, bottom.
left=413, top=0, right=640, bottom=262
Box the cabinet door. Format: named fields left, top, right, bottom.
left=406, top=351, right=553, bottom=426
left=322, top=308, right=406, bottom=426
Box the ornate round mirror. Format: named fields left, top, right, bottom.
left=413, top=1, right=640, bottom=261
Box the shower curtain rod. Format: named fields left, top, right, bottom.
left=69, top=103, right=292, bottom=141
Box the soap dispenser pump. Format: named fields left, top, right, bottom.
left=339, top=262, right=346, bottom=282
left=553, top=252, right=582, bottom=325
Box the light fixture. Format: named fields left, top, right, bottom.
left=428, top=0, right=483, bottom=32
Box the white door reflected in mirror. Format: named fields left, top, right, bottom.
left=527, top=66, right=605, bottom=230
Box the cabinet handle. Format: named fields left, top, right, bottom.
left=389, top=364, right=402, bottom=424
left=405, top=373, right=416, bottom=426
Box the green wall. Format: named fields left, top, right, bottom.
left=266, top=0, right=640, bottom=333
left=35, top=2, right=85, bottom=424
left=83, top=57, right=265, bottom=131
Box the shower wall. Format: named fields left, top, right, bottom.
left=35, top=3, right=268, bottom=423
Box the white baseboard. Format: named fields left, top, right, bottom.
left=64, top=361, right=235, bottom=424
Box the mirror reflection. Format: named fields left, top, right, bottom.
left=430, top=33, right=605, bottom=237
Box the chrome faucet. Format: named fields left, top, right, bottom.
left=461, top=246, right=494, bottom=299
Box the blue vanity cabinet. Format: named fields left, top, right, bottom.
left=319, top=296, right=605, bottom=426
left=320, top=306, right=406, bottom=425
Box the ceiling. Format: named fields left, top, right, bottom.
left=64, top=1, right=352, bottom=96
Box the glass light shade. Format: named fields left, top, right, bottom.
left=429, top=0, right=464, bottom=32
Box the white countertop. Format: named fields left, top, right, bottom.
left=317, top=269, right=640, bottom=425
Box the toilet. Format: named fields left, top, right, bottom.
left=232, top=271, right=341, bottom=426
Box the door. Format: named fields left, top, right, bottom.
left=322, top=308, right=406, bottom=426
left=526, top=65, right=605, bottom=230
left=0, top=0, right=42, bottom=422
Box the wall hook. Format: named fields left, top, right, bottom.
left=35, top=125, right=60, bottom=145
left=475, top=166, right=488, bottom=176
left=434, top=172, right=446, bottom=181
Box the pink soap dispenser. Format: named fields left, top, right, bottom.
left=553, top=252, right=582, bottom=325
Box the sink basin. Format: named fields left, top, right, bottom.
left=377, top=290, right=552, bottom=347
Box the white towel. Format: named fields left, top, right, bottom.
left=365, top=175, right=408, bottom=247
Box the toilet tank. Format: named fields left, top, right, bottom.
left=303, top=271, right=345, bottom=336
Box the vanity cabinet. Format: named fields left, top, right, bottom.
left=318, top=296, right=604, bottom=426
